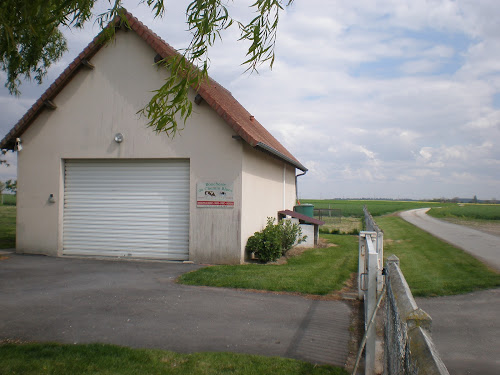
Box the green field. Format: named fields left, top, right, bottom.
left=0, top=206, right=16, bottom=249
left=377, top=216, right=500, bottom=296
left=0, top=343, right=347, bottom=375
left=302, top=199, right=449, bottom=217
left=428, top=204, right=500, bottom=220
left=0, top=194, right=16, bottom=206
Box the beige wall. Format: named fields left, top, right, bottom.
left=16, top=29, right=297, bottom=264
left=16, top=30, right=246, bottom=263
left=240, top=143, right=296, bottom=258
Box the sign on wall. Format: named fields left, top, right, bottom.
left=197, top=182, right=234, bottom=208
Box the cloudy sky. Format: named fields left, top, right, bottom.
left=1, top=0, right=499, bottom=200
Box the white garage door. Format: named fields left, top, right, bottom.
left=63, top=160, right=190, bottom=260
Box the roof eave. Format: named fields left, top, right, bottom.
left=255, top=142, right=308, bottom=172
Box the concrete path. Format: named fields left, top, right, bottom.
left=399, top=208, right=500, bottom=272
left=0, top=254, right=352, bottom=367
left=399, top=208, right=500, bottom=375
left=416, top=289, right=500, bottom=375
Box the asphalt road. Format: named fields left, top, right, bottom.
left=399, top=208, right=500, bottom=272
left=399, top=208, right=500, bottom=375
left=0, top=254, right=352, bottom=367
left=417, top=289, right=500, bottom=375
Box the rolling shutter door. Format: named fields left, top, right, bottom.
left=63, top=160, right=189, bottom=260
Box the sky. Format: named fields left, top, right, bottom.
left=1, top=0, right=499, bottom=200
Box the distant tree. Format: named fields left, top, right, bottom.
left=5, top=179, right=17, bottom=194
left=0, top=0, right=294, bottom=137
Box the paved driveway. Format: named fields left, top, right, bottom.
left=417, top=289, right=500, bottom=375
left=0, top=254, right=352, bottom=367
left=399, top=209, right=500, bottom=375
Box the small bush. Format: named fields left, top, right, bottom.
left=246, top=218, right=306, bottom=262
left=246, top=218, right=282, bottom=262
left=280, top=219, right=306, bottom=255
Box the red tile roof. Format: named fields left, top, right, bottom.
left=0, top=10, right=306, bottom=171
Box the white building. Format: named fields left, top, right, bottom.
left=0, top=10, right=306, bottom=264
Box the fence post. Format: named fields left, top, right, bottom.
left=365, top=234, right=378, bottom=375
left=376, top=231, right=384, bottom=294
left=358, top=233, right=367, bottom=300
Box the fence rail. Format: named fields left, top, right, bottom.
left=356, top=207, right=449, bottom=375
left=385, top=256, right=450, bottom=375
left=313, top=208, right=341, bottom=222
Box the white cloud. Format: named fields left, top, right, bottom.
left=1, top=0, right=499, bottom=199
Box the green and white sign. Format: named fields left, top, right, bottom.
left=197, top=182, right=234, bottom=208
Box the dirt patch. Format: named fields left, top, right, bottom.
left=315, top=237, right=339, bottom=248
left=439, top=218, right=500, bottom=237
left=320, top=216, right=362, bottom=234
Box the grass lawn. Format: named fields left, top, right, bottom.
left=0, top=342, right=348, bottom=375
left=0, top=205, right=15, bottom=249
left=179, top=234, right=358, bottom=295
left=377, top=216, right=500, bottom=297
left=428, top=204, right=500, bottom=220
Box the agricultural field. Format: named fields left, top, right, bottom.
left=0, top=206, right=16, bottom=249
left=428, top=204, right=500, bottom=220
left=301, top=199, right=449, bottom=218
left=427, top=204, right=500, bottom=236
left=0, top=194, right=16, bottom=206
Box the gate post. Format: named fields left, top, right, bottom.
left=365, top=234, right=378, bottom=375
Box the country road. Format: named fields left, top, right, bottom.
left=399, top=208, right=500, bottom=272
left=400, top=208, right=500, bottom=375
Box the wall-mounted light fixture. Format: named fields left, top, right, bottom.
left=48, top=194, right=56, bottom=204
left=15, top=138, right=22, bottom=152
left=114, top=133, right=124, bottom=143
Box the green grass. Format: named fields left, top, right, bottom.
left=0, top=205, right=16, bottom=249
left=0, top=342, right=348, bottom=375
left=428, top=204, right=500, bottom=220
left=179, top=235, right=358, bottom=295
left=1, top=193, right=16, bottom=206
left=302, top=199, right=449, bottom=218
left=377, top=216, right=500, bottom=297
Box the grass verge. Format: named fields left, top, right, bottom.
left=377, top=216, right=500, bottom=297
left=179, top=235, right=358, bottom=295
left=0, top=342, right=348, bottom=375
left=0, top=205, right=15, bottom=249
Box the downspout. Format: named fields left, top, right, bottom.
left=295, top=170, right=307, bottom=204
left=283, top=163, right=286, bottom=210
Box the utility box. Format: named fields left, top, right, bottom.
left=293, top=204, right=314, bottom=218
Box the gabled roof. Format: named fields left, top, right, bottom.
left=0, top=10, right=306, bottom=171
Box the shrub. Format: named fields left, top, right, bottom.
left=246, top=218, right=307, bottom=262
left=280, top=219, right=306, bottom=256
